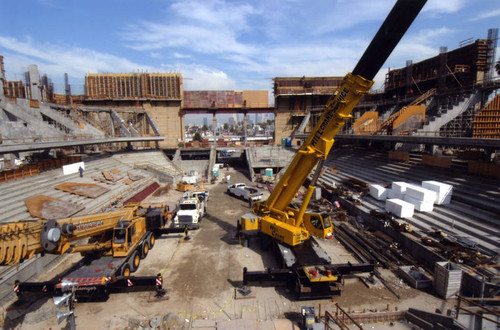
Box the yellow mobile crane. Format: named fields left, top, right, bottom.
left=239, top=0, right=427, bottom=299
left=1, top=203, right=183, bottom=299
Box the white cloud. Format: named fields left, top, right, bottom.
left=423, top=0, right=467, bottom=14
left=165, top=64, right=236, bottom=90
left=0, top=35, right=157, bottom=80
left=468, top=9, right=500, bottom=21
left=121, top=0, right=257, bottom=56
left=173, top=52, right=192, bottom=59
left=0, top=35, right=238, bottom=92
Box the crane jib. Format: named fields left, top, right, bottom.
left=310, top=87, right=348, bottom=148
left=76, top=220, right=104, bottom=232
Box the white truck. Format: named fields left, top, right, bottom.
left=227, top=183, right=263, bottom=202
left=172, top=196, right=205, bottom=230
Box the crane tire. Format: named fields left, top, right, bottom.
left=129, top=250, right=140, bottom=272
left=141, top=240, right=149, bottom=259
left=121, top=263, right=131, bottom=277
left=149, top=233, right=155, bottom=249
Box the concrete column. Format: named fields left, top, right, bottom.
left=28, top=65, right=41, bottom=101
left=0, top=59, right=4, bottom=98
left=425, top=143, right=437, bottom=155
left=212, top=113, right=217, bottom=147
left=243, top=112, right=248, bottom=146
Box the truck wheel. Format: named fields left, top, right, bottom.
left=121, top=263, right=131, bottom=277
left=141, top=240, right=149, bottom=259
left=130, top=250, right=140, bottom=272
left=149, top=233, right=155, bottom=249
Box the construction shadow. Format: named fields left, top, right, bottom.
left=202, top=212, right=241, bottom=245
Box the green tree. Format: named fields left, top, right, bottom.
left=193, top=132, right=202, bottom=142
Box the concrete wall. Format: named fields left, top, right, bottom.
left=142, top=101, right=184, bottom=148
left=274, top=108, right=295, bottom=145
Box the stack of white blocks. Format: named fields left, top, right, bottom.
left=387, top=182, right=409, bottom=200
left=422, top=181, right=453, bottom=205
left=368, top=180, right=453, bottom=219
left=404, top=185, right=437, bottom=212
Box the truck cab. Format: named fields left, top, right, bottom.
left=173, top=197, right=204, bottom=229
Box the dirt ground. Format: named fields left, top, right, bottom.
left=3, top=165, right=453, bottom=329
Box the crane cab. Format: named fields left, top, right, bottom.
left=302, top=213, right=333, bottom=240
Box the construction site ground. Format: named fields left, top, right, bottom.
left=4, top=166, right=453, bottom=329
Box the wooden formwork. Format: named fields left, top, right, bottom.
left=353, top=111, right=379, bottom=135
left=473, top=94, right=500, bottom=139
left=85, top=73, right=182, bottom=99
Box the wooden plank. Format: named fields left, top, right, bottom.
left=54, top=182, right=110, bottom=198
left=24, top=195, right=85, bottom=219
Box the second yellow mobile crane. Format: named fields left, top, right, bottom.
left=1, top=203, right=184, bottom=299
left=239, top=0, right=427, bottom=299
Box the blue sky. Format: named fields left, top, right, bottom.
left=1, top=0, right=499, bottom=98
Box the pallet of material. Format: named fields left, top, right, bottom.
left=422, top=181, right=452, bottom=205
left=385, top=198, right=414, bottom=218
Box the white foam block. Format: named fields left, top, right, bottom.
left=387, top=189, right=403, bottom=200
left=369, top=184, right=387, bottom=200
left=422, top=181, right=453, bottom=205
left=406, top=185, right=437, bottom=203
left=385, top=198, right=414, bottom=218
left=392, top=182, right=408, bottom=194
left=404, top=195, right=434, bottom=212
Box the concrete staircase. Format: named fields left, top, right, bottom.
left=416, top=91, right=481, bottom=134
left=111, top=109, right=138, bottom=136
left=0, top=98, right=66, bottom=141
left=0, top=98, right=105, bottom=143
left=40, top=103, right=104, bottom=137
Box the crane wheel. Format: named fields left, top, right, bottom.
left=121, top=263, right=131, bottom=277
left=149, top=234, right=155, bottom=249
left=141, top=240, right=149, bottom=259
left=130, top=250, right=140, bottom=272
